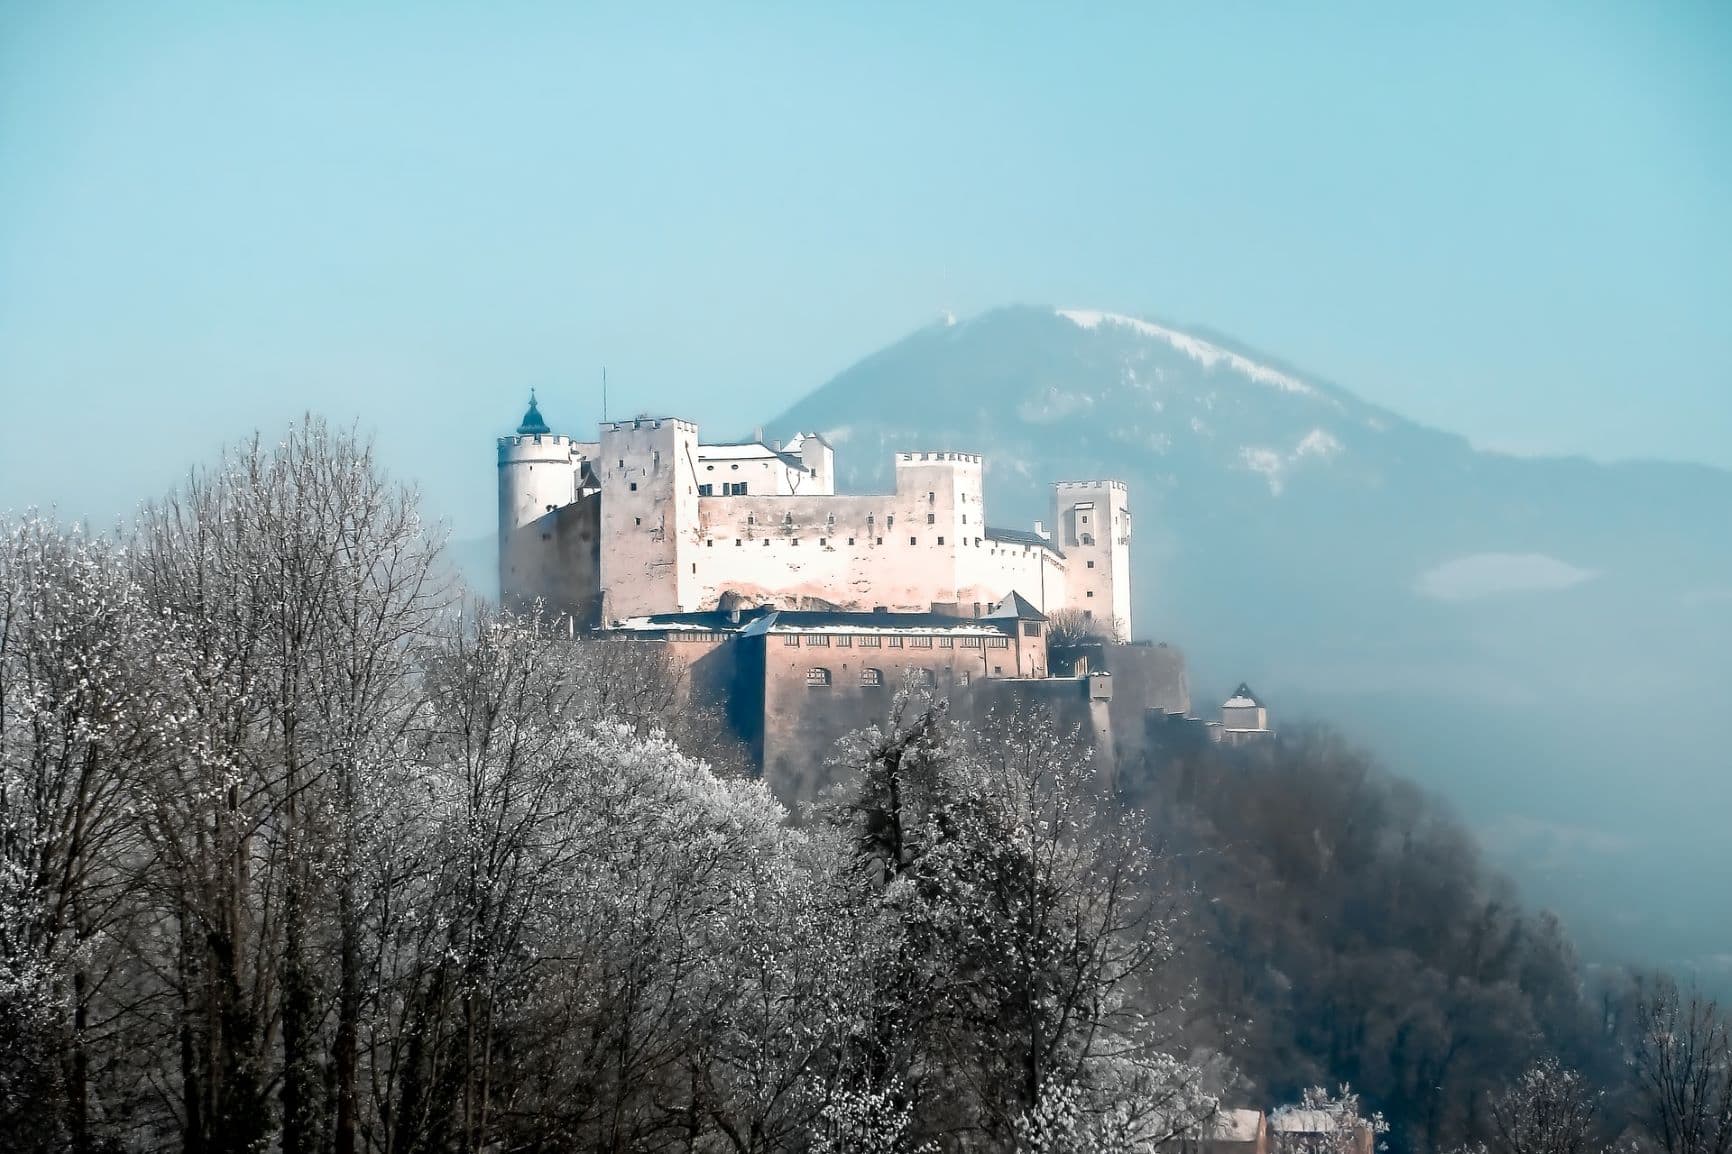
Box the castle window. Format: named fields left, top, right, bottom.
left=807, top=635, right=830, bottom=647
left=938, top=637, right=954, bottom=649
left=937, top=537, right=945, bottom=545
left=763, top=539, right=770, bottom=546
left=747, top=514, right=755, bottom=525
left=827, top=514, right=835, bottom=525
left=876, top=537, right=884, bottom=545
left=630, top=482, right=638, bottom=491
left=1083, top=610, right=1093, bottom=620
left=698, top=484, right=714, bottom=496
left=847, top=537, right=855, bottom=545
left=806, top=668, right=831, bottom=687
left=1087, top=560, right=1095, bottom=568
left=910, top=537, right=918, bottom=546
left=962, top=514, right=967, bottom=524
left=959, top=636, right=981, bottom=648
left=909, top=636, right=933, bottom=649
left=835, top=635, right=851, bottom=647
left=784, top=512, right=793, bottom=524
left=911, top=669, right=936, bottom=686
left=887, top=636, right=903, bottom=648
left=634, top=517, right=641, bottom=526
left=782, top=635, right=800, bottom=646
left=928, top=491, right=934, bottom=502
left=887, top=516, right=894, bottom=528
left=1081, top=533, right=1094, bottom=546
left=1022, top=623, right=1041, bottom=637
left=706, top=539, right=713, bottom=546
left=706, top=464, right=715, bottom=471
left=731, top=463, right=740, bottom=470
left=857, top=635, right=881, bottom=648
left=735, top=539, right=743, bottom=547
left=989, top=636, right=1010, bottom=648
left=860, top=668, right=883, bottom=687
left=961, top=671, right=971, bottom=686
left=792, top=538, right=799, bottom=546
left=1081, top=514, right=1089, bottom=524
left=927, top=513, right=935, bottom=524
left=1086, top=591, right=1094, bottom=597
left=618, top=459, right=624, bottom=468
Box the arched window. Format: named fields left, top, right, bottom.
left=805, top=667, right=832, bottom=688
left=860, top=668, right=884, bottom=687
left=1080, top=532, right=1095, bottom=546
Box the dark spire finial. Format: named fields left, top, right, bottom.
left=516, top=390, right=551, bottom=436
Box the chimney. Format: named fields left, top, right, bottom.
left=728, top=606, right=741, bottom=625
left=1034, top=520, right=1049, bottom=539
left=772, top=439, right=781, bottom=451
left=754, top=426, right=764, bottom=444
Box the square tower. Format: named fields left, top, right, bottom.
left=598, top=417, right=701, bottom=620
left=1052, top=480, right=1132, bottom=638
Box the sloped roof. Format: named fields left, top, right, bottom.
left=609, top=608, right=1016, bottom=637
left=1223, top=682, right=1262, bottom=708
left=982, top=591, right=1047, bottom=622
left=985, top=527, right=1063, bottom=555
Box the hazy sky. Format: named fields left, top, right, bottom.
left=2, top=1, right=1728, bottom=537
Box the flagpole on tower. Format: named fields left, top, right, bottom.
left=602, top=366, right=608, bottom=424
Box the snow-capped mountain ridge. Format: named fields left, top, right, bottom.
left=1057, top=307, right=1322, bottom=399
left=765, top=304, right=1732, bottom=976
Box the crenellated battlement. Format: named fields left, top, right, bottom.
left=1053, top=479, right=1129, bottom=492
left=498, top=398, right=1135, bottom=637
left=601, top=417, right=700, bottom=435
left=896, top=450, right=983, bottom=466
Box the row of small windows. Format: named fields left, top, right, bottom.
left=806, top=667, right=936, bottom=689
left=783, top=634, right=1010, bottom=649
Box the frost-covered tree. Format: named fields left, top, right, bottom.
left=1624, top=975, right=1732, bottom=1154
left=829, top=693, right=1214, bottom=1150
left=1483, top=1058, right=1605, bottom=1154
left=1270, top=1085, right=1388, bottom=1154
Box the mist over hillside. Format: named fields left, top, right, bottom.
left=758, top=305, right=1732, bottom=983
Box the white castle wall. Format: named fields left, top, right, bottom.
left=1052, top=480, right=1133, bottom=637
left=498, top=413, right=1133, bottom=634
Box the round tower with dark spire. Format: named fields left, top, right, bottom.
left=497, top=391, right=586, bottom=609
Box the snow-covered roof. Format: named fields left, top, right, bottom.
left=982, top=591, right=1047, bottom=622
left=1211, top=1109, right=1265, bottom=1143
left=696, top=442, right=810, bottom=470
left=608, top=608, right=1017, bottom=639
left=1222, top=682, right=1262, bottom=709
left=1270, top=1110, right=1346, bottom=1134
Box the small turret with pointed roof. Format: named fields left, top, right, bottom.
left=516, top=390, right=552, bottom=436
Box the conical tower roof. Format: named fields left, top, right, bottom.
left=516, top=391, right=551, bottom=435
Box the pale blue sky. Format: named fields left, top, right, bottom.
left=2, top=1, right=1728, bottom=536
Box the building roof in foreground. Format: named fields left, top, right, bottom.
left=982, top=590, right=1048, bottom=622
left=607, top=607, right=1018, bottom=637
left=1223, top=682, right=1262, bottom=709
left=984, top=526, right=1063, bottom=555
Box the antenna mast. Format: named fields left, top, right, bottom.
left=602, top=366, right=608, bottom=424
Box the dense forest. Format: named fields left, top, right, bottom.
left=2, top=421, right=1728, bottom=1154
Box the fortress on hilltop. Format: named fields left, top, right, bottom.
left=496, top=394, right=1265, bottom=798
left=498, top=394, right=1132, bottom=633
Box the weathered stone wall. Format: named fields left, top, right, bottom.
left=1052, top=480, right=1132, bottom=636
left=499, top=493, right=602, bottom=624
left=597, top=417, right=700, bottom=619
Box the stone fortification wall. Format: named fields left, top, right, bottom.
left=499, top=493, right=602, bottom=623
left=687, top=451, right=1069, bottom=616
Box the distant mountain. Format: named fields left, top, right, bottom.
left=766, top=305, right=1732, bottom=982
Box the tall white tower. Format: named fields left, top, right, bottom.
left=497, top=392, right=587, bottom=612
left=1052, top=479, right=1133, bottom=639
